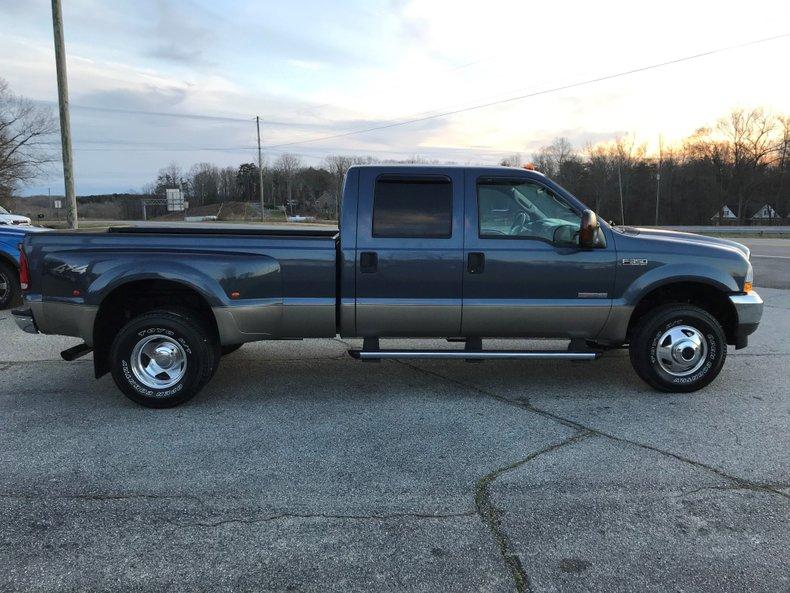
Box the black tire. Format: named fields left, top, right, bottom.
left=629, top=304, right=726, bottom=393
left=0, top=262, right=20, bottom=310
left=221, top=343, right=243, bottom=356
left=109, top=309, right=218, bottom=408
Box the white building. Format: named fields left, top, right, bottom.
left=710, top=205, right=737, bottom=221
left=750, top=204, right=779, bottom=221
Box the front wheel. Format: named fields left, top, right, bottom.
left=110, top=310, right=218, bottom=408
left=629, top=304, right=726, bottom=393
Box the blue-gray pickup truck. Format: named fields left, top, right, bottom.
left=13, top=165, right=763, bottom=407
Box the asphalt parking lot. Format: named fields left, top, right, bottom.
left=1, top=282, right=788, bottom=590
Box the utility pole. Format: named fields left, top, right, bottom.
left=51, top=0, right=77, bottom=229
left=256, top=116, right=264, bottom=222
left=617, top=163, right=625, bottom=225
left=654, top=135, right=663, bottom=226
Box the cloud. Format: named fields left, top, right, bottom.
left=77, top=86, right=190, bottom=112
left=145, top=0, right=216, bottom=66
left=5, top=0, right=790, bottom=195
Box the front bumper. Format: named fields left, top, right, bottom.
left=12, top=308, right=39, bottom=334
left=729, top=291, right=763, bottom=348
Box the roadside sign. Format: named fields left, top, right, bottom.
left=54, top=200, right=62, bottom=209
left=166, top=188, right=185, bottom=212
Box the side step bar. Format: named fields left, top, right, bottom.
left=348, top=350, right=597, bottom=360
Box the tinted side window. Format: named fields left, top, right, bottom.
left=478, top=179, right=580, bottom=242
left=373, top=177, right=452, bottom=238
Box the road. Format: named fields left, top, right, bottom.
left=0, top=286, right=788, bottom=592
left=741, top=238, right=790, bottom=288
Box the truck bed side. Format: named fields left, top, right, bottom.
left=23, top=229, right=339, bottom=348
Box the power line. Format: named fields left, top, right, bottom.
left=34, top=137, right=445, bottom=154
left=31, top=100, right=254, bottom=123
left=33, top=49, right=502, bottom=124
left=260, top=32, right=790, bottom=150
left=28, top=32, right=788, bottom=159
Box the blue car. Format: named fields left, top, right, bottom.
left=0, top=225, right=49, bottom=309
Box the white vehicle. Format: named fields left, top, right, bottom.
left=287, top=214, right=316, bottom=223
left=0, top=206, right=31, bottom=226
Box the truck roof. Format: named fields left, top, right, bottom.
left=349, top=164, right=546, bottom=176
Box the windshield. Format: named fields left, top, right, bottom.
left=0, top=206, right=9, bottom=214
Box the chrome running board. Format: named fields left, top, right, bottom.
left=348, top=350, right=597, bottom=360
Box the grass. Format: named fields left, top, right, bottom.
left=696, top=231, right=790, bottom=239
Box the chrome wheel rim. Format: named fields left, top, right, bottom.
left=655, top=325, right=707, bottom=376
left=130, top=334, right=187, bottom=389
left=0, top=271, right=8, bottom=302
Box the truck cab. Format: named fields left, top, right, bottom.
left=342, top=165, right=613, bottom=339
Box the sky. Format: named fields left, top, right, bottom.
left=1, top=0, right=789, bottom=195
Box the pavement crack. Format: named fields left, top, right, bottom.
left=474, top=432, right=593, bottom=593
left=163, top=510, right=476, bottom=529
left=398, top=361, right=790, bottom=501
left=0, top=492, right=206, bottom=504
left=528, top=406, right=790, bottom=501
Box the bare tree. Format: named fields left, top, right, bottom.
left=188, top=162, right=220, bottom=207
left=717, top=108, right=778, bottom=223
left=218, top=166, right=237, bottom=203
left=133, top=107, right=790, bottom=227
left=584, top=142, right=617, bottom=214
left=533, top=138, right=574, bottom=178
left=153, top=162, right=187, bottom=197
left=324, top=155, right=376, bottom=219
left=499, top=153, right=522, bottom=167
left=774, top=116, right=790, bottom=217
left=0, top=78, right=57, bottom=202
left=275, top=153, right=302, bottom=215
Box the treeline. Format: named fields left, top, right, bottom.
left=143, top=155, right=379, bottom=219
left=509, top=108, right=789, bottom=225
left=144, top=108, right=790, bottom=224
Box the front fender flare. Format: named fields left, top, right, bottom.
left=597, top=263, right=739, bottom=344
left=621, top=263, right=738, bottom=307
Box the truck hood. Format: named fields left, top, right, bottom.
left=613, top=226, right=750, bottom=259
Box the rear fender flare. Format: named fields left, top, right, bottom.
left=89, top=257, right=282, bottom=307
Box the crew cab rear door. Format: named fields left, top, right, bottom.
left=355, top=167, right=464, bottom=336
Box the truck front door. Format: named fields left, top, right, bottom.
left=355, top=168, right=464, bottom=337
left=462, top=173, right=616, bottom=338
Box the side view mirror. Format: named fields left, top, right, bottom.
left=579, top=209, right=600, bottom=249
